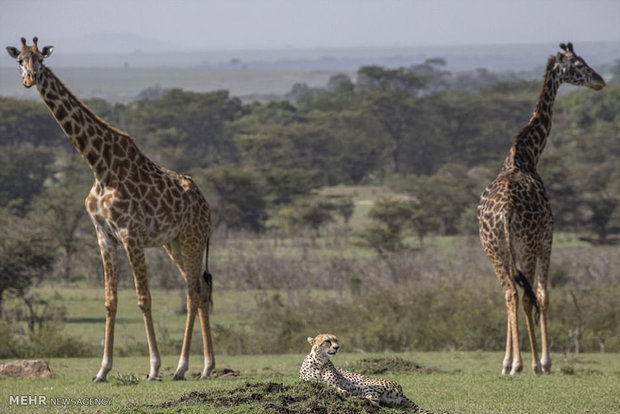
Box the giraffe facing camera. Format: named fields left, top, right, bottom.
left=6, top=37, right=216, bottom=383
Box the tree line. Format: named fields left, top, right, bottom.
left=0, top=59, right=619, bottom=356
left=1, top=61, right=618, bottom=239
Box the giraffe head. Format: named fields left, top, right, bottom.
left=6, top=37, right=54, bottom=88
left=555, top=42, right=605, bottom=91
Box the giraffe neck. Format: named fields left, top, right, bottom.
left=505, top=56, right=561, bottom=172
left=36, top=65, right=145, bottom=181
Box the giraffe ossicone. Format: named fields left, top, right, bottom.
left=6, top=37, right=216, bottom=382
left=477, top=42, right=604, bottom=375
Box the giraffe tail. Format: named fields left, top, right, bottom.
left=503, top=210, right=540, bottom=323
left=514, top=270, right=540, bottom=323
left=202, top=240, right=213, bottom=310
left=202, top=271, right=213, bottom=310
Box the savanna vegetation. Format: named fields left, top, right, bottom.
left=0, top=58, right=619, bottom=367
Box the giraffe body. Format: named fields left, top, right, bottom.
left=478, top=43, right=604, bottom=375
left=7, top=37, right=215, bottom=382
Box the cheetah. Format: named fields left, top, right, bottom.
left=300, top=333, right=432, bottom=412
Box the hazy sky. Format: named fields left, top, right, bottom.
left=2, top=0, right=620, bottom=52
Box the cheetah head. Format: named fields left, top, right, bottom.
left=307, top=333, right=340, bottom=360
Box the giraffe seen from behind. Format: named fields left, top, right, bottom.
left=6, top=37, right=216, bottom=382
left=477, top=42, right=605, bottom=375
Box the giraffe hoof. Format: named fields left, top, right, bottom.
left=172, top=374, right=185, bottom=381
left=146, top=375, right=161, bottom=382
left=92, top=376, right=107, bottom=383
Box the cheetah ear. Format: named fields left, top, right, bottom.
left=307, top=337, right=314, bottom=345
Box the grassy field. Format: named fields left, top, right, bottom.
left=1, top=352, right=619, bottom=413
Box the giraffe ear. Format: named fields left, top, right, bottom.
left=307, top=337, right=314, bottom=345
left=41, top=46, right=54, bottom=58
left=6, top=47, right=20, bottom=59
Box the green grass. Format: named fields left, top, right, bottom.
left=1, top=352, right=619, bottom=413
left=11, top=286, right=259, bottom=353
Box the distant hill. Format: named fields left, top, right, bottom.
left=1, top=41, right=617, bottom=103
left=2, top=41, right=618, bottom=71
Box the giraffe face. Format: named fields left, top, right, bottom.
left=556, top=42, right=605, bottom=91
left=6, top=37, right=54, bottom=88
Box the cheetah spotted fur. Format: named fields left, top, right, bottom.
left=299, top=334, right=432, bottom=412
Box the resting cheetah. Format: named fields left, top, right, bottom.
left=300, top=334, right=431, bottom=412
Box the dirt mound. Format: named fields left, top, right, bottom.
left=350, top=357, right=437, bottom=375
left=152, top=381, right=380, bottom=413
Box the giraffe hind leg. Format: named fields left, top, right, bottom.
left=166, top=238, right=214, bottom=380
left=490, top=258, right=522, bottom=375
left=517, top=262, right=542, bottom=374
left=197, top=256, right=215, bottom=378
left=537, top=252, right=552, bottom=373
left=197, top=287, right=215, bottom=378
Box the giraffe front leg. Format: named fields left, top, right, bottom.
left=123, top=239, right=161, bottom=381
left=93, top=229, right=118, bottom=383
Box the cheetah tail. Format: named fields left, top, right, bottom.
left=402, top=396, right=431, bottom=413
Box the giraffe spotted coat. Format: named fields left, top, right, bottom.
left=6, top=37, right=216, bottom=383
left=477, top=42, right=605, bottom=376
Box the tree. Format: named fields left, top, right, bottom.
left=297, top=199, right=334, bottom=237
left=332, top=197, right=355, bottom=226
left=121, top=89, right=244, bottom=170
left=30, top=156, right=91, bottom=285
left=0, top=97, right=64, bottom=147
left=193, top=166, right=268, bottom=233
left=263, top=168, right=322, bottom=205
left=358, top=198, right=415, bottom=255
left=389, top=164, right=478, bottom=236
left=0, top=144, right=55, bottom=214
left=0, top=209, right=54, bottom=317
left=357, top=65, right=428, bottom=174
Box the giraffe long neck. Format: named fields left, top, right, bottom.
left=505, top=56, right=561, bottom=172
left=36, top=65, right=145, bottom=181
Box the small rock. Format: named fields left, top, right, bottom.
left=0, top=359, right=52, bottom=379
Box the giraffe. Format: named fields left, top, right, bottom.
left=477, top=42, right=605, bottom=375
left=6, top=37, right=216, bottom=382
